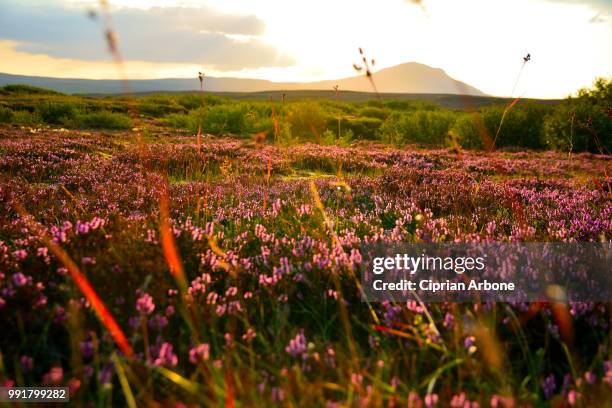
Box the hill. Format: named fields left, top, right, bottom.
left=0, top=62, right=486, bottom=96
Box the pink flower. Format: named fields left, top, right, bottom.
left=567, top=390, right=579, bottom=406
left=136, top=293, right=155, bottom=315
left=584, top=371, right=596, bottom=384
left=76, top=221, right=90, bottom=235
left=12, top=273, right=28, bottom=286
left=12, top=249, right=27, bottom=261
left=154, top=342, right=177, bottom=367
left=242, top=328, right=257, bottom=342
left=189, top=343, right=210, bottom=364
left=43, top=366, right=64, bottom=385
left=285, top=330, right=307, bottom=358
left=424, top=393, right=439, bottom=408
left=165, top=305, right=175, bottom=316
left=81, top=256, right=96, bottom=265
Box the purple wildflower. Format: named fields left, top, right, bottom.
left=136, top=292, right=155, bottom=315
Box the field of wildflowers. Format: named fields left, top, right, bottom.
left=0, top=126, right=611, bottom=406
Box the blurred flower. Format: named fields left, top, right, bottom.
left=154, top=342, right=177, bottom=367
left=136, top=293, right=155, bottom=315
left=424, top=393, right=438, bottom=407
left=285, top=330, right=307, bottom=358
left=20, top=356, right=34, bottom=373
left=542, top=374, right=556, bottom=399
left=189, top=343, right=210, bottom=364
left=12, top=273, right=28, bottom=286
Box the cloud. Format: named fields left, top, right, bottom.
left=547, top=0, right=612, bottom=13
left=589, top=12, right=607, bottom=23
left=0, top=1, right=294, bottom=70
left=0, top=39, right=202, bottom=79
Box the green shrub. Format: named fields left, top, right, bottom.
left=165, top=113, right=193, bottom=130
left=251, top=117, right=275, bottom=136
left=70, top=111, right=132, bottom=129
left=175, top=94, right=225, bottom=111
left=286, top=102, right=330, bottom=141
left=480, top=102, right=550, bottom=149
left=1, top=84, right=61, bottom=95
left=543, top=78, right=611, bottom=153
left=380, top=110, right=456, bottom=146
left=139, top=101, right=185, bottom=117
left=0, top=106, right=14, bottom=123
left=451, top=113, right=485, bottom=149
left=358, top=106, right=388, bottom=120
left=276, top=122, right=298, bottom=146
left=542, top=103, right=610, bottom=153
left=187, top=104, right=255, bottom=136
left=340, top=116, right=383, bottom=140
left=36, top=101, right=78, bottom=125
left=175, top=94, right=202, bottom=111
left=322, top=129, right=353, bottom=147
left=10, top=110, right=42, bottom=126
left=384, top=100, right=439, bottom=112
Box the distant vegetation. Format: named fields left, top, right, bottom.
left=0, top=84, right=62, bottom=95
left=0, top=79, right=609, bottom=153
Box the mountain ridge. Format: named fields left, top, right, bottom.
left=0, top=62, right=486, bottom=96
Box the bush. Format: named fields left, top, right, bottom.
left=358, top=106, right=388, bottom=120
left=384, top=100, right=439, bottom=112
left=251, top=117, right=275, bottom=137
left=165, top=113, right=193, bottom=130
left=451, top=103, right=551, bottom=150
left=340, top=116, right=383, bottom=140
left=184, top=104, right=255, bottom=136
left=480, top=103, right=550, bottom=149
left=322, top=129, right=353, bottom=147
left=543, top=103, right=611, bottom=153
left=175, top=94, right=225, bottom=111
left=15, top=111, right=41, bottom=126
left=139, top=101, right=185, bottom=117
left=1, top=84, right=60, bottom=95
left=380, top=110, right=456, bottom=146
left=287, top=102, right=330, bottom=141
left=0, top=106, right=14, bottom=123
left=276, top=122, right=298, bottom=146
left=36, top=101, right=78, bottom=125
left=70, top=111, right=132, bottom=129
left=543, top=78, right=611, bottom=153
left=452, top=113, right=486, bottom=149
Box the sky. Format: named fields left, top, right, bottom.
left=0, top=0, right=610, bottom=98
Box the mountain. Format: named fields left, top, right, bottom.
left=308, top=63, right=485, bottom=95
left=0, top=62, right=486, bottom=96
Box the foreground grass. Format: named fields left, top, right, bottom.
left=0, top=127, right=610, bottom=406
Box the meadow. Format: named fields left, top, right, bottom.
left=0, top=81, right=611, bottom=406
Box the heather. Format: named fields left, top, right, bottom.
left=0, top=127, right=610, bottom=406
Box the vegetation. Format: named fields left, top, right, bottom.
left=0, top=78, right=609, bottom=152
left=543, top=78, right=612, bottom=153
left=0, top=78, right=610, bottom=406
left=0, top=132, right=610, bottom=406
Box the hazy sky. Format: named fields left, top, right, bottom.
left=0, top=0, right=610, bottom=98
